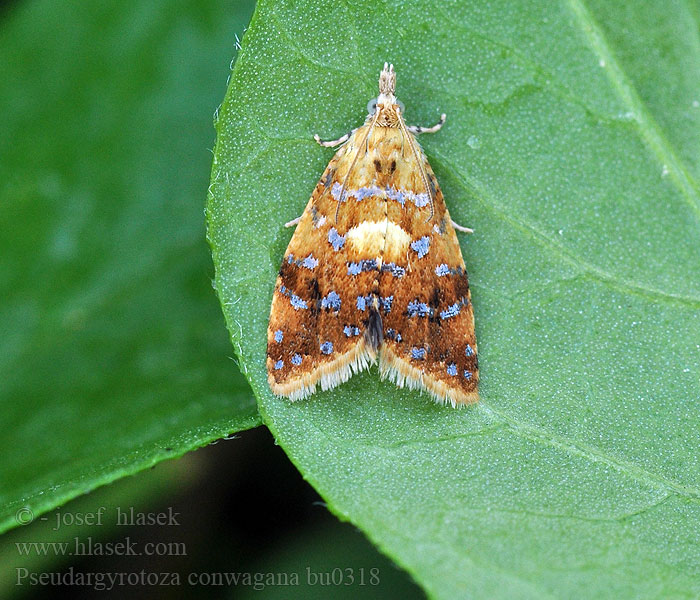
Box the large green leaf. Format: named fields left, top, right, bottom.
left=208, top=0, right=700, bottom=597
left=0, top=0, right=259, bottom=534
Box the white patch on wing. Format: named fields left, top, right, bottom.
left=345, top=220, right=411, bottom=260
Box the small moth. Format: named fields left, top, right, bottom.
left=267, top=63, right=478, bottom=406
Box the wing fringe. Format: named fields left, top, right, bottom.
left=268, top=340, right=377, bottom=401
left=379, top=347, right=478, bottom=407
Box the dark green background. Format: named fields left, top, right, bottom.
left=0, top=1, right=421, bottom=598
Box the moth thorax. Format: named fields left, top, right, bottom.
left=376, top=106, right=399, bottom=127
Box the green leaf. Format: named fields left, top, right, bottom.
left=208, top=0, right=700, bottom=598
left=0, top=0, right=259, bottom=534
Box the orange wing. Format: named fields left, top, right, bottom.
left=267, top=123, right=385, bottom=400
left=376, top=127, right=478, bottom=405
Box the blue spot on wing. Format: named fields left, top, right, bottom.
left=279, top=285, right=308, bottom=310
left=291, top=354, right=303, bottom=366
left=328, top=228, right=345, bottom=251
left=382, top=262, right=406, bottom=278
left=447, top=363, right=457, bottom=376
left=411, top=193, right=430, bottom=208
left=347, top=259, right=377, bottom=276
left=407, top=300, right=431, bottom=317
left=343, top=325, right=360, bottom=337
left=320, top=341, right=333, bottom=355
left=435, top=264, right=450, bottom=276
left=410, top=236, right=430, bottom=258
left=274, top=360, right=284, bottom=370
left=411, top=347, right=426, bottom=360
left=321, top=291, right=341, bottom=311
left=274, top=330, right=283, bottom=343
left=355, top=294, right=373, bottom=311
left=439, top=301, right=462, bottom=320
left=301, top=254, right=318, bottom=269
left=289, top=294, right=308, bottom=310
left=331, top=182, right=346, bottom=201
left=354, top=186, right=380, bottom=200
left=386, top=187, right=406, bottom=206
left=381, top=295, right=393, bottom=313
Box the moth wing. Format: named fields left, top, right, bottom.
left=267, top=136, right=378, bottom=400
left=377, top=136, right=478, bottom=405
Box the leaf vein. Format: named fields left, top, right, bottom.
left=480, top=403, right=700, bottom=499
left=430, top=151, right=700, bottom=308
left=567, top=0, right=700, bottom=219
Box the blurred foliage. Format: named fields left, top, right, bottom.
left=0, top=454, right=201, bottom=596
left=0, top=0, right=260, bottom=534
left=1, top=426, right=423, bottom=599
left=237, top=519, right=423, bottom=600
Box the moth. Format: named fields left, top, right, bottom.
left=267, top=63, right=478, bottom=406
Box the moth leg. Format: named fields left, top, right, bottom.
left=314, top=128, right=355, bottom=148
left=284, top=216, right=302, bottom=228
left=407, top=113, right=446, bottom=135
left=451, top=219, right=474, bottom=234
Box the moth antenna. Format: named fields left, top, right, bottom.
left=398, top=122, right=406, bottom=158
left=396, top=106, right=434, bottom=221
left=335, top=108, right=380, bottom=223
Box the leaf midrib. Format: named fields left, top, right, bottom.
left=227, top=7, right=700, bottom=307
left=231, top=0, right=700, bottom=504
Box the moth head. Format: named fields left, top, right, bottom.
left=378, top=62, right=396, bottom=97
left=367, top=63, right=404, bottom=118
